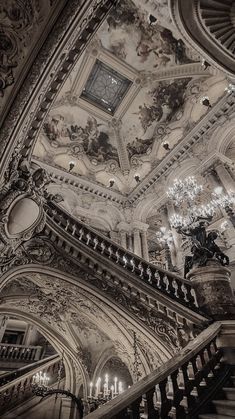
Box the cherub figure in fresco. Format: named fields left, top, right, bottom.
left=135, top=104, right=163, bottom=133
left=67, top=125, right=85, bottom=142
left=43, top=115, right=66, bottom=142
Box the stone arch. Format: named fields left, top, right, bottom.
left=0, top=265, right=172, bottom=395
left=207, top=120, right=235, bottom=159
left=0, top=306, right=85, bottom=396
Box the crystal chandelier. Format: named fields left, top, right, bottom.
left=167, top=176, right=203, bottom=206
left=156, top=226, right=173, bottom=244
left=167, top=178, right=235, bottom=230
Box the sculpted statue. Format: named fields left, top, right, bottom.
left=178, top=220, right=229, bottom=277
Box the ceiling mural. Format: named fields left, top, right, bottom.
left=100, top=0, right=192, bottom=71
left=41, top=107, right=119, bottom=165
left=124, top=77, right=192, bottom=158
left=0, top=0, right=59, bottom=115
left=32, top=0, right=227, bottom=195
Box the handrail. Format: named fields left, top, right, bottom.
left=0, top=354, right=61, bottom=414
left=86, top=322, right=222, bottom=419
left=45, top=201, right=198, bottom=311
left=0, top=354, right=59, bottom=387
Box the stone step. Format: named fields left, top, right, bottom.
left=213, top=400, right=235, bottom=416
left=223, top=388, right=235, bottom=400
left=199, top=414, right=235, bottom=419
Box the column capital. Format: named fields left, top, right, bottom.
left=132, top=221, right=149, bottom=232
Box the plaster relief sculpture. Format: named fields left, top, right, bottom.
left=0, top=160, right=62, bottom=273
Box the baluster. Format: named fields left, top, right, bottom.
left=115, top=250, right=120, bottom=264
left=86, top=233, right=91, bottom=245
left=176, top=281, right=186, bottom=301
left=93, top=237, right=99, bottom=250
left=138, top=262, right=144, bottom=278
left=130, top=258, right=136, bottom=272
left=163, top=274, right=170, bottom=293
left=130, top=396, right=142, bottom=419
left=181, top=362, right=196, bottom=412
left=159, top=378, right=171, bottom=417
left=123, top=255, right=128, bottom=268
left=108, top=245, right=113, bottom=258
left=78, top=228, right=84, bottom=240
left=71, top=224, right=77, bottom=236
left=154, top=271, right=162, bottom=289
left=170, top=369, right=185, bottom=419
left=184, top=284, right=195, bottom=306
left=65, top=219, right=69, bottom=231
left=166, top=276, right=176, bottom=297
left=146, top=267, right=152, bottom=284
left=172, top=279, right=179, bottom=298
left=100, top=241, right=105, bottom=254
left=145, top=387, right=158, bottom=419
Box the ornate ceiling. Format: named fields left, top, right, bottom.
left=32, top=0, right=227, bottom=196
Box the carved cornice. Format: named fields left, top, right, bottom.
left=128, top=94, right=235, bottom=203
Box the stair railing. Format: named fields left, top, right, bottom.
left=0, top=354, right=61, bottom=414
left=86, top=322, right=223, bottom=419
left=0, top=343, right=43, bottom=363
left=45, top=202, right=198, bottom=311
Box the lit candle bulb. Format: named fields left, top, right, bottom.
left=95, top=377, right=101, bottom=397
left=89, top=382, right=93, bottom=398
left=114, top=376, right=117, bottom=394
left=105, top=374, right=109, bottom=390
left=118, top=381, right=123, bottom=394
left=111, top=385, right=114, bottom=399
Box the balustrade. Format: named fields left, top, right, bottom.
left=0, top=355, right=61, bottom=415
left=45, top=202, right=198, bottom=311
left=86, top=323, right=223, bottom=419
left=0, top=343, right=42, bottom=363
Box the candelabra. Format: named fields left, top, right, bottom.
left=31, top=358, right=83, bottom=417
left=87, top=373, right=124, bottom=409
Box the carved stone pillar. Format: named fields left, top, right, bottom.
left=120, top=230, right=127, bottom=249
left=215, top=163, right=235, bottom=193
left=187, top=260, right=235, bottom=319
left=22, top=324, right=38, bottom=346
left=127, top=233, right=133, bottom=252
left=140, top=231, right=149, bottom=261
left=133, top=228, right=142, bottom=257
left=0, top=316, right=8, bottom=343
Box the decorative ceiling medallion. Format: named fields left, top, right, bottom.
left=81, top=60, right=132, bottom=114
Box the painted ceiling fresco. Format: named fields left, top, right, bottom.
left=99, top=0, right=192, bottom=71
left=33, top=0, right=227, bottom=193
left=40, top=107, right=119, bottom=165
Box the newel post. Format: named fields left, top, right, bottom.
left=187, top=260, right=235, bottom=319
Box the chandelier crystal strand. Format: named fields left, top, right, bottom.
left=167, top=176, right=203, bottom=206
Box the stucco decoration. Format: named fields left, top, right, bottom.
left=0, top=0, right=59, bottom=110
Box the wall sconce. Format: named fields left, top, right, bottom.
left=200, top=96, right=212, bottom=108
left=134, top=174, right=140, bottom=183
left=69, top=161, right=75, bottom=172
left=108, top=179, right=115, bottom=187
